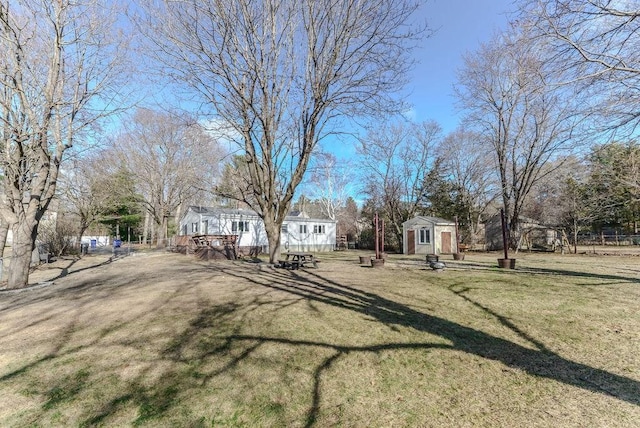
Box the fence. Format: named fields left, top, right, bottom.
left=576, top=234, right=640, bottom=246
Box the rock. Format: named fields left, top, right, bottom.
left=430, top=261, right=446, bottom=271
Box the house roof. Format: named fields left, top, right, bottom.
left=186, top=206, right=335, bottom=222
left=402, top=215, right=456, bottom=227
left=288, top=210, right=309, bottom=218
left=485, top=212, right=557, bottom=229
left=188, top=206, right=260, bottom=217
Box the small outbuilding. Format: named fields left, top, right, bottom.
left=402, top=216, right=458, bottom=255
left=484, top=214, right=560, bottom=251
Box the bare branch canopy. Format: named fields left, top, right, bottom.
left=138, top=0, right=426, bottom=262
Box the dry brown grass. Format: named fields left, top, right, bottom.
left=0, top=249, right=638, bottom=427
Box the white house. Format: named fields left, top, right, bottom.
left=402, top=216, right=458, bottom=255
left=179, top=206, right=337, bottom=253
left=280, top=210, right=337, bottom=252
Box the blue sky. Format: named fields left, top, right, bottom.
left=404, top=0, right=514, bottom=133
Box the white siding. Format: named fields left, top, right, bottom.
left=281, top=218, right=336, bottom=252
left=178, top=207, right=336, bottom=252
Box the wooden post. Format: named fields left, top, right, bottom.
left=454, top=215, right=460, bottom=253
left=381, top=218, right=385, bottom=255
left=500, top=208, right=509, bottom=260
left=374, top=213, right=380, bottom=260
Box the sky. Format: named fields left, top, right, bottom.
left=403, top=0, right=515, bottom=133
left=324, top=0, right=516, bottom=162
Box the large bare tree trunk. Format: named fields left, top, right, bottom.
left=142, top=210, right=150, bottom=245
left=0, top=221, right=9, bottom=259
left=264, top=219, right=282, bottom=264
left=7, top=219, right=38, bottom=288
left=157, top=216, right=168, bottom=248
left=150, top=221, right=156, bottom=247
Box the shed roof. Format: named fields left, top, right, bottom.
left=402, top=215, right=456, bottom=227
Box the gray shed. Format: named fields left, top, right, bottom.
left=402, top=216, right=458, bottom=255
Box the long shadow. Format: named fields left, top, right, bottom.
left=50, top=253, right=128, bottom=283
left=0, top=255, right=131, bottom=320
left=521, top=265, right=640, bottom=284
left=155, top=291, right=458, bottom=428
left=0, top=253, right=127, bottom=297
left=439, top=259, right=640, bottom=285
left=0, top=267, right=213, bottom=426
left=448, top=284, right=551, bottom=352
left=214, top=264, right=640, bottom=419
left=225, top=335, right=455, bottom=428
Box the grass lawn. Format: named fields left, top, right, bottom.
left=0, top=249, right=638, bottom=427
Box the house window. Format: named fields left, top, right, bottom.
left=203, top=220, right=209, bottom=234
left=299, top=224, right=307, bottom=234
left=419, top=228, right=430, bottom=244
left=281, top=224, right=288, bottom=233
left=313, top=225, right=325, bottom=234
left=192, top=222, right=198, bottom=233
left=232, top=221, right=250, bottom=232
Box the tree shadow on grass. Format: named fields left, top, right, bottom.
left=2, top=259, right=638, bottom=427
left=227, top=335, right=455, bottom=427
left=210, top=264, right=639, bottom=425
left=0, top=253, right=128, bottom=298
left=48, top=253, right=129, bottom=283
left=0, top=271, right=211, bottom=426
left=448, top=284, right=551, bottom=352
left=520, top=265, right=640, bottom=285
left=444, top=260, right=640, bottom=285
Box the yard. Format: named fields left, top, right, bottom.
left=0, top=249, right=638, bottom=427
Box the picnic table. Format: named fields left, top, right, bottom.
left=278, top=252, right=318, bottom=269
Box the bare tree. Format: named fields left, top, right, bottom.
left=58, top=152, right=114, bottom=248
left=35, top=209, right=76, bottom=258
left=114, top=109, right=223, bottom=247
left=437, top=128, right=497, bottom=245
left=520, top=0, right=640, bottom=133
left=138, top=0, right=424, bottom=262
left=338, top=196, right=362, bottom=243
left=0, top=0, right=129, bottom=288
left=524, top=157, right=594, bottom=253
left=215, top=155, right=256, bottom=209
left=359, top=120, right=442, bottom=248
left=304, top=152, right=355, bottom=221
left=455, top=25, right=584, bottom=248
